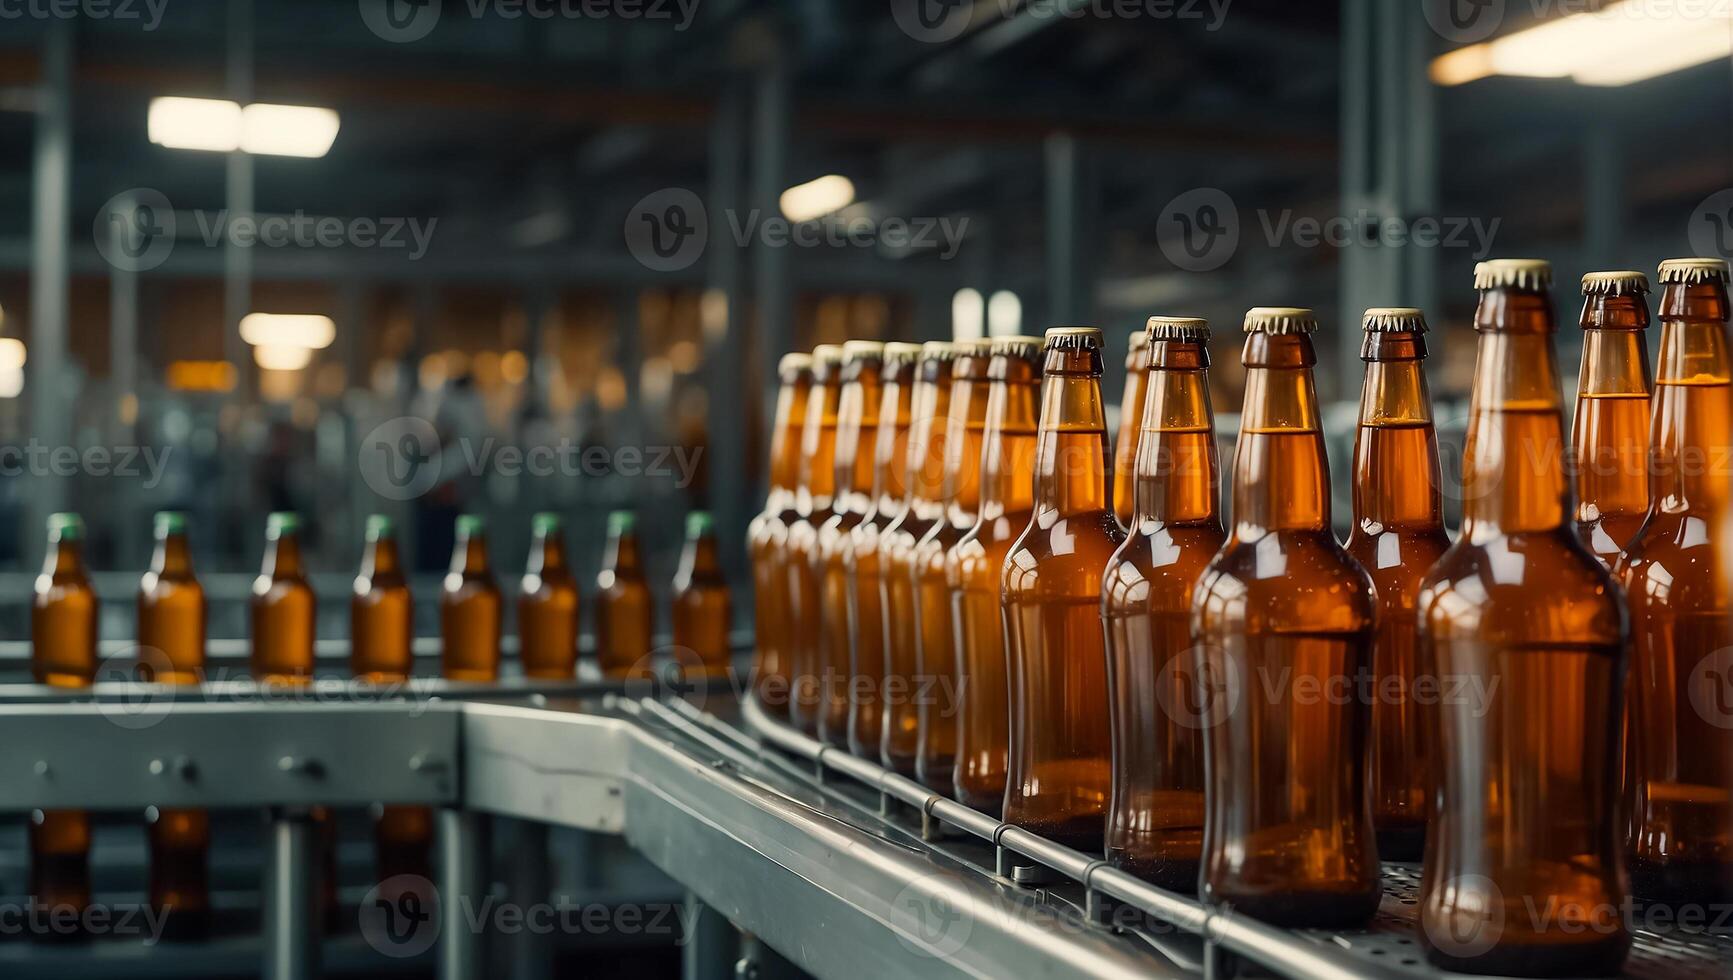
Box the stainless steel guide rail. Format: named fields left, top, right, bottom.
left=0, top=677, right=1726, bottom=980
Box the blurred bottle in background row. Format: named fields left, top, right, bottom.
left=916, top=338, right=991, bottom=794
left=1111, top=329, right=1151, bottom=529
left=786, top=345, right=844, bottom=733
left=1617, top=257, right=1732, bottom=910
left=881, top=342, right=958, bottom=774
left=30, top=513, right=96, bottom=938
left=847, top=342, right=920, bottom=758
left=1102, top=317, right=1222, bottom=892
left=1002, top=327, right=1122, bottom=855
left=1419, top=260, right=1629, bottom=976
left=671, top=511, right=732, bottom=680
left=1574, top=271, right=1654, bottom=566
left=519, top=512, right=579, bottom=680
left=441, top=515, right=501, bottom=683
left=748, top=352, right=813, bottom=717
left=817, top=341, right=885, bottom=743
left=139, top=511, right=212, bottom=939
left=1194, top=308, right=1379, bottom=927
left=949, top=335, right=1042, bottom=814
left=596, top=510, right=654, bottom=681
left=1344, top=309, right=1450, bottom=864
left=252, top=513, right=315, bottom=684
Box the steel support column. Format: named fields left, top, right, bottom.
left=27, top=19, right=73, bottom=561
left=683, top=892, right=741, bottom=980
left=263, top=809, right=318, bottom=980
left=705, top=75, right=751, bottom=585
left=225, top=0, right=256, bottom=400
left=438, top=807, right=491, bottom=980
left=750, top=53, right=792, bottom=401
left=1044, top=132, right=1086, bottom=326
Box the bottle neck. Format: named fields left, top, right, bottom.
left=941, top=361, right=991, bottom=522
left=978, top=361, right=1041, bottom=518
left=449, top=532, right=489, bottom=576
left=265, top=533, right=305, bottom=578
left=834, top=371, right=883, bottom=511
left=362, top=536, right=402, bottom=578
left=1573, top=322, right=1651, bottom=521
left=1353, top=332, right=1443, bottom=530
left=1033, top=348, right=1111, bottom=518
left=1650, top=315, right=1732, bottom=512
left=1134, top=341, right=1219, bottom=527
left=525, top=532, right=567, bottom=577
left=678, top=534, right=722, bottom=582
left=907, top=374, right=955, bottom=517
left=1232, top=333, right=1331, bottom=535
left=43, top=538, right=84, bottom=577
left=152, top=533, right=194, bottom=578
left=871, top=372, right=915, bottom=515
left=767, top=378, right=810, bottom=502
left=796, top=377, right=840, bottom=511
left=605, top=532, right=643, bottom=577
left=1462, top=323, right=1570, bottom=536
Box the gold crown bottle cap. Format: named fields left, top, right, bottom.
left=1242, top=308, right=1317, bottom=335
left=1361, top=308, right=1429, bottom=333
left=812, top=344, right=846, bottom=368
left=1657, top=257, right=1731, bottom=285
left=881, top=342, right=923, bottom=368
left=1044, top=326, right=1103, bottom=349
left=920, top=341, right=960, bottom=362
left=988, top=335, right=1043, bottom=358
left=1129, top=330, right=1150, bottom=350
left=778, top=352, right=813, bottom=375
left=1581, top=271, right=1650, bottom=296
left=1146, top=316, right=1210, bottom=342
left=841, top=340, right=885, bottom=363
left=1474, top=259, right=1552, bottom=291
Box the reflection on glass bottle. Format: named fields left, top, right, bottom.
left=597, top=510, right=655, bottom=680
left=1111, top=329, right=1150, bottom=529
left=1574, top=271, right=1654, bottom=566
left=748, top=353, right=813, bottom=717
left=31, top=513, right=96, bottom=938
left=441, top=514, right=501, bottom=682
left=672, top=511, right=732, bottom=680
left=787, top=345, right=845, bottom=733
left=519, top=512, right=579, bottom=680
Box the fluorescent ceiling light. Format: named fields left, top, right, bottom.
left=240, top=313, right=336, bottom=350
left=254, top=345, right=314, bottom=371
left=987, top=290, right=1022, bottom=337
left=148, top=97, right=341, bottom=157
left=1430, top=0, right=1731, bottom=87
left=951, top=287, right=984, bottom=342
left=780, top=175, right=855, bottom=223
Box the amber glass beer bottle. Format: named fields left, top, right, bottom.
left=1343, top=308, right=1451, bottom=863
left=252, top=512, right=316, bottom=683
left=30, top=514, right=96, bottom=931
left=914, top=339, right=991, bottom=792
left=786, top=344, right=844, bottom=733
left=596, top=510, right=655, bottom=680
left=672, top=511, right=733, bottom=679
left=139, top=511, right=211, bottom=935
left=352, top=515, right=413, bottom=682
left=440, top=515, right=501, bottom=682
left=1418, top=260, right=1629, bottom=975
left=816, top=341, right=884, bottom=743
left=519, top=513, right=579, bottom=679
left=1574, top=272, right=1653, bottom=565
left=949, top=336, right=1042, bottom=812
left=847, top=342, right=920, bottom=757
left=1194, top=307, right=1378, bottom=926
left=881, top=342, right=957, bottom=774
left=1102, top=318, right=1222, bottom=891
left=1617, top=257, right=1731, bottom=908
left=1002, top=327, right=1124, bottom=850
left=1112, top=330, right=1151, bottom=528
left=748, top=353, right=812, bottom=716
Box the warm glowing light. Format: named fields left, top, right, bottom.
left=780, top=175, right=856, bottom=223
left=149, top=97, right=243, bottom=151
left=240, top=103, right=341, bottom=157
left=987, top=290, right=1022, bottom=337
left=500, top=350, right=529, bottom=384
left=254, top=345, right=314, bottom=371
left=239, top=313, right=336, bottom=350
left=166, top=360, right=238, bottom=392
left=0, top=337, right=25, bottom=371
left=1430, top=0, right=1732, bottom=87
left=951, top=288, right=984, bottom=342
left=149, top=97, right=340, bottom=157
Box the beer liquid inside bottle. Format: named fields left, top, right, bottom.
left=949, top=336, right=1042, bottom=813
left=1112, top=330, right=1151, bottom=529
left=1194, top=307, right=1380, bottom=927
left=816, top=341, right=885, bottom=743
left=880, top=342, right=958, bottom=774
left=140, top=511, right=211, bottom=937
left=1574, top=272, right=1654, bottom=565
left=597, top=510, right=655, bottom=680
left=519, top=512, right=579, bottom=680
left=1418, top=260, right=1630, bottom=975
left=1102, top=318, right=1222, bottom=891
left=847, top=342, right=920, bottom=757
left=1343, top=309, right=1451, bottom=864
left=915, top=339, right=991, bottom=794
left=748, top=353, right=813, bottom=717
left=1617, top=257, right=1732, bottom=909
left=786, top=345, right=844, bottom=733
left=672, top=511, right=733, bottom=679
left=441, top=514, right=501, bottom=682
left=30, top=513, right=96, bottom=933
left=1002, top=327, right=1123, bottom=851
left=252, top=512, right=316, bottom=684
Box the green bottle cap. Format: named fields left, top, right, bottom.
left=685, top=511, right=714, bottom=539
left=532, top=512, right=563, bottom=535
left=154, top=511, right=188, bottom=537
left=365, top=514, right=394, bottom=540
left=607, top=510, right=636, bottom=537
left=266, top=512, right=302, bottom=539
left=455, top=514, right=487, bottom=536
left=47, top=513, right=84, bottom=541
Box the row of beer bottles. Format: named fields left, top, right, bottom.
left=748, top=257, right=1731, bottom=977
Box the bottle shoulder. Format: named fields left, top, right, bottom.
left=1419, top=530, right=1626, bottom=645
left=1195, top=530, right=1376, bottom=633
left=1616, top=516, right=1728, bottom=614
left=1003, top=511, right=1126, bottom=597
